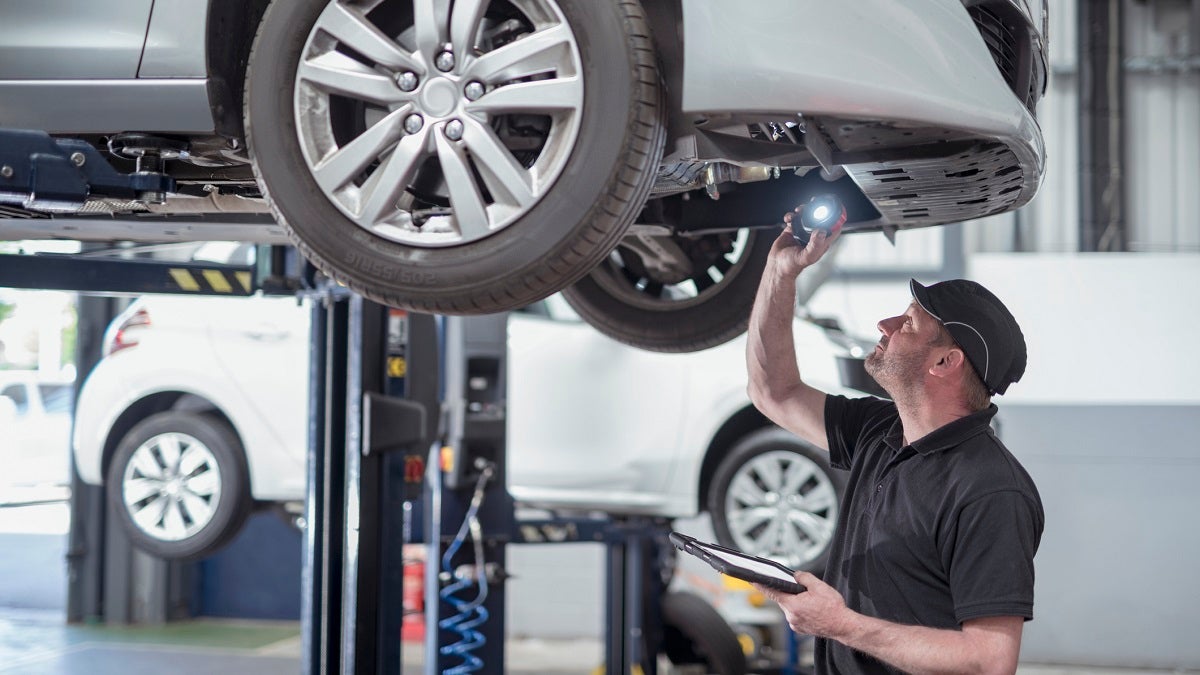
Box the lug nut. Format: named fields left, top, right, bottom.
left=464, top=81, right=485, bottom=101
left=444, top=119, right=464, bottom=141
left=435, top=50, right=455, bottom=72
left=404, top=114, right=425, bottom=134
left=394, top=71, right=419, bottom=92
left=70, top=152, right=86, bottom=167
left=0, top=165, right=13, bottom=179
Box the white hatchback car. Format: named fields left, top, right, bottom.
left=74, top=293, right=857, bottom=567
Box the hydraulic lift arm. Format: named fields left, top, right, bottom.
left=0, top=128, right=174, bottom=212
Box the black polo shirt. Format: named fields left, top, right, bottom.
left=815, top=395, right=1044, bottom=674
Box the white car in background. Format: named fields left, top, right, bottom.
left=73, top=293, right=860, bottom=566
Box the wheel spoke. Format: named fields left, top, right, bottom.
left=779, top=515, right=805, bottom=555
left=318, top=3, right=423, bottom=72
left=298, top=51, right=404, bottom=106
left=467, top=23, right=574, bottom=83
left=156, top=436, right=183, bottom=474
left=749, top=457, right=784, bottom=492
left=413, top=0, right=450, bottom=57
left=435, top=131, right=491, bottom=238
left=132, top=495, right=168, bottom=532
left=462, top=117, right=535, bottom=209
left=184, top=470, right=219, bottom=498
left=728, top=472, right=767, bottom=507
left=788, top=510, right=834, bottom=545
left=448, top=0, right=489, bottom=55
left=179, top=491, right=215, bottom=527
left=357, top=129, right=430, bottom=225
left=131, top=448, right=165, bottom=480
left=802, top=482, right=837, bottom=512
left=465, top=76, right=582, bottom=115
left=693, top=268, right=717, bottom=293
left=124, top=477, right=161, bottom=505
left=162, top=499, right=187, bottom=538
left=727, top=507, right=774, bottom=539
left=780, top=461, right=816, bottom=495
left=313, top=107, right=409, bottom=193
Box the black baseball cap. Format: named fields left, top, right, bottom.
left=909, top=278, right=1027, bottom=395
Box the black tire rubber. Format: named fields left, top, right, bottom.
left=660, top=590, right=748, bottom=675
left=708, top=427, right=846, bottom=575
left=562, top=224, right=774, bottom=353
left=245, top=0, right=664, bottom=314
left=106, top=411, right=252, bottom=561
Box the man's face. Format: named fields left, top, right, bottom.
left=864, top=302, right=944, bottom=391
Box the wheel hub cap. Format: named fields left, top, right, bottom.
left=121, top=431, right=222, bottom=542
left=419, top=78, right=458, bottom=118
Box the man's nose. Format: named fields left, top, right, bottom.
left=877, top=315, right=902, bottom=335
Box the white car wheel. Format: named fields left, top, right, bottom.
left=107, top=411, right=251, bottom=561
left=122, top=432, right=223, bottom=543
left=708, top=427, right=845, bottom=573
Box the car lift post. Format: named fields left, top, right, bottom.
left=303, top=299, right=673, bottom=675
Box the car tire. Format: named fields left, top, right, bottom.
left=245, top=0, right=664, bottom=314
left=708, top=427, right=845, bottom=574
left=106, top=411, right=252, bottom=561
left=562, top=224, right=774, bottom=353
left=660, top=590, right=747, bottom=675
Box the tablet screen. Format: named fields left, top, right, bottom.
left=695, top=543, right=797, bottom=584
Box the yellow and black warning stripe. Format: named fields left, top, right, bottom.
left=167, top=267, right=255, bottom=295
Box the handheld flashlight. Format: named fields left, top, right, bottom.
left=791, top=195, right=847, bottom=246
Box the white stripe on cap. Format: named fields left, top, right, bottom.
left=943, top=320, right=990, bottom=384
left=910, top=280, right=991, bottom=386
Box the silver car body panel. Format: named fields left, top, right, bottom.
left=0, top=0, right=152, bottom=79
left=681, top=0, right=1024, bottom=135
left=139, top=0, right=210, bottom=77
left=679, top=0, right=1046, bottom=227
left=0, top=80, right=215, bottom=134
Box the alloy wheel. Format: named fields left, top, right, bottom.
left=121, top=432, right=223, bottom=542
left=723, top=449, right=839, bottom=569
left=294, top=0, right=584, bottom=246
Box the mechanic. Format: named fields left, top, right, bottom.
left=745, top=213, right=1044, bottom=674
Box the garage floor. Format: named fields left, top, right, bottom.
left=0, top=491, right=1191, bottom=673
left=0, top=609, right=1193, bottom=675
left=0, top=609, right=606, bottom=674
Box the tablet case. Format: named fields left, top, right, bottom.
left=669, top=531, right=806, bottom=594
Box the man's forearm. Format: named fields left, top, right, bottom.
left=831, top=611, right=1018, bottom=675
left=746, top=262, right=803, bottom=404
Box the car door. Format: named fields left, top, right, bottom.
left=506, top=299, right=690, bottom=510
left=203, top=295, right=310, bottom=468
left=0, top=0, right=153, bottom=79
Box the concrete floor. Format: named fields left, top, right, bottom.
left=0, top=490, right=1194, bottom=674
left=0, top=609, right=1195, bottom=675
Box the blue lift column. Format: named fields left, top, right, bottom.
left=301, top=285, right=439, bottom=675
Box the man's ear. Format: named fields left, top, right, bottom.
left=929, top=348, right=966, bottom=378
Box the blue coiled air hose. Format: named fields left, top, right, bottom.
left=438, top=463, right=494, bottom=675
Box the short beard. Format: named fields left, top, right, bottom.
left=865, top=347, right=928, bottom=401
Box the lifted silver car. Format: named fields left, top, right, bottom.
left=0, top=0, right=1047, bottom=352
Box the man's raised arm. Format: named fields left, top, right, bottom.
left=746, top=216, right=842, bottom=450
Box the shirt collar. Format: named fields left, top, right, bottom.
left=882, top=404, right=999, bottom=455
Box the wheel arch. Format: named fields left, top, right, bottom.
left=696, top=404, right=774, bottom=513
left=101, top=391, right=242, bottom=480
left=206, top=0, right=272, bottom=138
